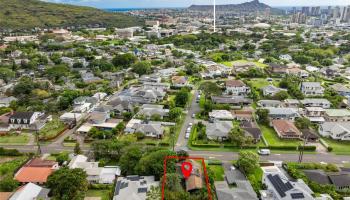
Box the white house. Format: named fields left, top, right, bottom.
left=261, top=85, right=287, bottom=97
left=319, top=122, right=350, bottom=141
left=260, top=166, right=314, bottom=200
left=300, top=82, right=324, bottom=96
left=8, top=112, right=43, bottom=130
left=69, top=155, right=120, bottom=184
left=225, top=80, right=251, bottom=96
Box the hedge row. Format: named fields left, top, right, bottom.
left=0, top=147, right=22, bottom=156
left=297, top=145, right=317, bottom=151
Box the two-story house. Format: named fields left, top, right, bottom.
left=8, top=112, right=42, bottom=130
left=300, top=82, right=324, bottom=96
left=225, top=80, right=250, bottom=96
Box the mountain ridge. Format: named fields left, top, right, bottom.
left=0, top=0, right=144, bottom=31
left=188, top=0, right=273, bottom=12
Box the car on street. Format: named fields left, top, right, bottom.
left=258, top=149, right=271, bottom=155
left=185, top=132, right=190, bottom=139
left=192, top=114, right=196, bottom=118
left=189, top=123, right=193, bottom=126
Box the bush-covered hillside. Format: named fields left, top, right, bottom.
left=0, top=0, right=144, bottom=30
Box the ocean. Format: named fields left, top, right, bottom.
left=104, top=7, right=185, bottom=12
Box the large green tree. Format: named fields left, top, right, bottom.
left=112, top=53, right=137, bottom=68
left=47, top=168, right=88, bottom=200
left=136, top=150, right=176, bottom=180
left=132, top=61, right=152, bottom=76
left=237, top=151, right=260, bottom=174
left=175, top=88, right=190, bottom=108
left=199, top=82, right=222, bottom=99
left=119, top=146, right=143, bottom=175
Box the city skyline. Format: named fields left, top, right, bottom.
left=44, top=0, right=349, bottom=9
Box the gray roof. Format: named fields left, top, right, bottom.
left=206, top=121, right=233, bottom=139
left=134, top=123, right=164, bottom=136
left=262, top=85, right=285, bottom=93
left=301, top=98, right=330, bottom=104
left=320, top=122, right=350, bottom=134
left=329, top=174, right=350, bottom=187
left=267, top=107, right=299, bottom=116
left=301, top=82, right=322, bottom=87
left=331, top=83, right=350, bottom=93
left=303, top=170, right=331, bottom=185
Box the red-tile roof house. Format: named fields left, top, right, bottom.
left=272, top=120, right=302, bottom=139
left=185, top=160, right=203, bottom=192
left=14, top=158, right=58, bottom=185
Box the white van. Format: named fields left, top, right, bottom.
left=258, top=149, right=271, bottom=155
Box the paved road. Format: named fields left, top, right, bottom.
left=188, top=150, right=350, bottom=164
left=176, top=90, right=200, bottom=148
left=3, top=144, right=349, bottom=165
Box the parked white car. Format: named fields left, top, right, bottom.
left=258, top=149, right=271, bottom=155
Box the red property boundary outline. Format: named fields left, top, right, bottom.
left=161, top=156, right=212, bottom=200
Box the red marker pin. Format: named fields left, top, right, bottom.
left=181, top=162, right=193, bottom=179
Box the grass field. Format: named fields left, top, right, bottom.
left=207, top=165, right=225, bottom=181
left=221, top=60, right=268, bottom=68
left=246, top=78, right=280, bottom=89
left=260, top=125, right=301, bottom=147
left=0, top=156, right=28, bottom=179
left=86, top=190, right=110, bottom=200
left=39, top=119, right=66, bottom=140
left=322, top=138, right=350, bottom=155
left=0, top=133, right=30, bottom=144
left=247, top=167, right=263, bottom=194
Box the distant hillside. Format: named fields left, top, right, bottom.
left=189, top=0, right=281, bottom=13
left=0, top=0, right=144, bottom=31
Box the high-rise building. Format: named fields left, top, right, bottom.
left=332, top=6, right=341, bottom=19
left=311, top=7, right=321, bottom=16
left=302, top=7, right=310, bottom=15
left=341, top=6, right=350, bottom=22
left=291, top=12, right=306, bottom=24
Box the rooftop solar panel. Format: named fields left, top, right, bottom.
left=291, top=193, right=305, bottom=199
left=138, top=187, right=148, bottom=193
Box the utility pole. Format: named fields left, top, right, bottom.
left=298, top=135, right=308, bottom=163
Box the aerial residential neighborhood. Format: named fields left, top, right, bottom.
left=0, top=0, right=350, bottom=200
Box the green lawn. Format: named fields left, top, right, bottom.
left=221, top=60, right=268, bottom=68
left=246, top=78, right=280, bottom=89
left=247, top=167, right=263, bottom=194
left=85, top=190, right=110, bottom=200
left=0, top=133, right=30, bottom=144
left=322, top=138, right=350, bottom=155
left=0, top=156, right=28, bottom=179
left=207, top=165, right=225, bottom=181
left=260, top=125, right=301, bottom=146
left=62, top=142, right=76, bottom=147
left=39, top=119, right=66, bottom=140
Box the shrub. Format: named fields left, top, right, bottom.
left=268, top=146, right=297, bottom=150
left=0, top=147, right=22, bottom=156
left=297, top=145, right=317, bottom=151
left=327, top=146, right=333, bottom=152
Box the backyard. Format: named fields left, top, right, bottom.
left=245, top=78, right=280, bottom=89
left=86, top=189, right=111, bottom=200
left=0, top=156, right=28, bottom=180
left=39, top=118, right=66, bottom=140
left=207, top=164, right=224, bottom=181
left=0, top=133, right=30, bottom=145
left=221, top=60, right=268, bottom=68
left=322, top=138, right=350, bottom=155
left=260, top=125, right=302, bottom=147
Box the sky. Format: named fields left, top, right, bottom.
left=44, top=0, right=350, bottom=8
